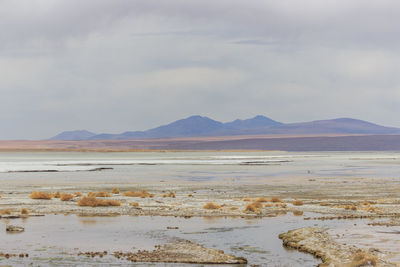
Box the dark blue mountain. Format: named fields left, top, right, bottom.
left=49, top=116, right=400, bottom=140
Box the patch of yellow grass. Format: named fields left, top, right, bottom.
left=30, top=191, right=53, bottom=200
left=77, top=196, right=121, bottom=207
left=21, top=208, right=29, bottom=215
left=129, top=202, right=139, bottom=207
left=203, top=202, right=221, bottom=210
left=271, top=197, right=282, bottom=203
left=344, top=205, right=357, bottom=211
left=293, top=199, right=304, bottom=206
left=255, top=197, right=269, bottom=203
left=347, top=251, right=377, bottom=267
left=74, top=192, right=83, bottom=197
left=162, top=191, right=176, bottom=198
left=123, top=190, right=154, bottom=198
left=60, top=193, right=74, bottom=201
left=243, top=198, right=251, bottom=202
left=244, top=203, right=258, bottom=212
left=0, top=209, right=11, bottom=215
left=87, top=192, right=111, bottom=198
left=53, top=191, right=61, bottom=198
left=112, top=188, right=120, bottom=194
left=293, top=210, right=304, bottom=216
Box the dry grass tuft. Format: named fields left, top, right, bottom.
left=20, top=208, right=29, bottom=215
left=0, top=209, right=11, bottom=215
left=188, top=194, right=193, bottom=197
left=243, top=198, right=251, bottom=202
left=271, top=197, right=282, bottom=203
left=255, top=197, right=269, bottom=203
left=320, top=201, right=330, bottom=206
left=293, top=210, right=304, bottom=216
left=293, top=199, right=304, bottom=206
left=53, top=191, right=61, bottom=198
left=30, top=191, right=53, bottom=200
left=87, top=192, right=111, bottom=198
left=129, top=202, right=139, bottom=207
left=0, top=194, right=2, bottom=198
left=162, top=191, right=176, bottom=198
left=60, top=193, right=74, bottom=201
left=74, top=192, right=83, bottom=197
left=203, top=202, right=221, bottom=210
left=264, top=203, right=272, bottom=207
left=77, top=196, right=121, bottom=207
left=123, top=190, right=154, bottom=198
left=112, top=188, right=120, bottom=194
left=244, top=204, right=257, bottom=212
left=348, top=251, right=377, bottom=267
left=344, top=205, right=357, bottom=211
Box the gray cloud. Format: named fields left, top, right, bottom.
left=0, top=0, right=400, bottom=139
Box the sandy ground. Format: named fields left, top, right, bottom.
left=2, top=175, right=400, bottom=265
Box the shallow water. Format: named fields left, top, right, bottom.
left=0, top=213, right=370, bottom=266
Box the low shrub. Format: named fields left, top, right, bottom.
left=30, top=191, right=53, bottom=200
left=87, top=192, right=111, bottom=198
left=21, top=208, right=29, bottom=215
left=203, top=202, right=221, bottom=209
left=271, top=197, right=282, bottom=203
left=0, top=209, right=11, bottom=215
left=129, top=202, right=139, bottom=207
left=123, top=190, right=154, bottom=198
left=112, top=188, right=120, bottom=194
left=60, top=193, right=74, bottom=201
left=293, top=199, right=304, bottom=206
left=77, top=196, right=121, bottom=207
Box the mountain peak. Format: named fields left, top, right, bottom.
left=49, top=130, right=96, bottom=141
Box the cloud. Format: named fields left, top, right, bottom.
left=0, top=0, right=400, bottom=138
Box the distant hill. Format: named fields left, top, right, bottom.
left=49, top=116, right=400, bottom=140
left=49, top=130, right=96, bottom=141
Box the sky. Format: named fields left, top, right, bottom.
left=1, top=0, right=400, bottom=139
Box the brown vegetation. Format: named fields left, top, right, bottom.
left=87, top=192, right=111, bottom=198
left=203, top=202, right=221, bottom=210
left=74, top=192, right=83, bottom=197
left=112, top=188, right=120, bottom=194
left=348, top=251, right=377, bottom=267
left=123, top=190, right=154, bottom=198
left=20, top=208, right=29, bottom=215
left=243, top=198, right=251, bottom=202
left=0, top=209, right=11, bottom=215
left=30, top=191, right=53, bottom=200
left=60, top=193, right=74, bottom=201
left=53, top=191, right=61, bottom=198
left=292, top=199, right=304, bottom=206
left=344, top=205, right=357, bottom=211
left=271, top=197, right=282, bottom=203
left=129, top=202, right=139, bottom=207
left=162, top=191, right=176, bottom=198
left=77, top=196, right=121, bottom=207
left=293, top=210, right=304, bottom=216
left=255, top=197, right=269, bottom=203
left=188, top=194, right=193, bottom=197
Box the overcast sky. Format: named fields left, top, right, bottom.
left=1, top=0, right=400, bottom=139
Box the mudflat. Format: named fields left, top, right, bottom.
left=1, top=151, right=400, bottom=266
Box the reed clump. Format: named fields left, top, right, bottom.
left=123, top=190, right=154, bottom=198
left=255, top=197, right=269, bottom=203
left=77, top=196, right=121, bottom=207
left=74, top=192, right=83, bottom=197
left=349, top=251, right=377, bottom=267
left=244, top=201, right=263, bottom=212
left=292, top=199, right=304, bottom=206
left=20, top=208, right=29, bottom=215
left=0, top=209, right=11, bottom=215
left=30, top=191, right=53, bottom=200
left=53, top=191, right=61, bottom=198
left=112, top=188, right=120, bottom=194
left=203, top=202, right=221, bottom=210
left=162, top=191, right=176, bottom=198
left=87, top=192, right=111, bottom=198
left=60, top=193, right=74, bottom=201
left=271, top=197, right=283, bottom=203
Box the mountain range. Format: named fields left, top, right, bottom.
left=49, top=115, right=400, bottom=141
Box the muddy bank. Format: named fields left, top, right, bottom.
left=279, top=227, right=396, bottom=267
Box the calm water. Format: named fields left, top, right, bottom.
left=1, top=151, right=400, bottom=185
